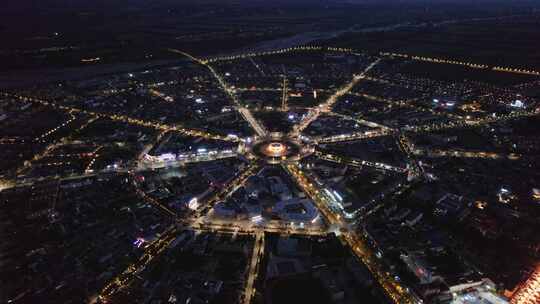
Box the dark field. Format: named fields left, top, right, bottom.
left=2, top=1, right=538, bottom=74
left=398, top=61, right=538, bottom=86
left=324, top=15, right=540, bottom=70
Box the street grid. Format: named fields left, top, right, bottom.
left=2, top=45, right=539, bottom=304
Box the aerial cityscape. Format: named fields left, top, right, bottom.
left=1, top=1, right=539, bottom=304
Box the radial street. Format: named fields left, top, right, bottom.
left=243, top=231, right=265, bottom=304
left=283, top=163, right=418, bottom=304
left=291, top=58, right=381, bottom=136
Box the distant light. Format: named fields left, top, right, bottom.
left=133, top=237, right=145, bottom=248
left=333, top=190, right=343, bottom=202
left=128, top=73, right=134, bottom=78
left=324, top=188, right=334, bottom=199
left=532, top=188, right=540, bottom=200
left=158, top=153, right=175, bottom=161
left=251, top=215, right=263, bottom=223
left=511, top=100, right=524, bottom=108
left=188, top=198, right=199, bottom=210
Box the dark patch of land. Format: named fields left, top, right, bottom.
left=323, top=14, right=540, bottom=70
left=2, top=0, right=538, bottom=73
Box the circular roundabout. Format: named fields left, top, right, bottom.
left=250, top=135, right=308, bottom=164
